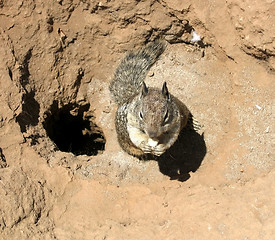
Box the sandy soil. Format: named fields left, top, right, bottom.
left=0, top=0, right=274, bottom=239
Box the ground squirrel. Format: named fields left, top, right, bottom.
left=109, top=40, right=190, bottom=158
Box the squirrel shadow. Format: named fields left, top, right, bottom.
left=157, top=128, right=206, bottom=182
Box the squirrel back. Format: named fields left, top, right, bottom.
left=109, top=40, right=167, bottom=106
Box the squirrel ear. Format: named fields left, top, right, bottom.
left=141, top=81, right=148, bottom=97
left=162, top=82, right=170, bottom=99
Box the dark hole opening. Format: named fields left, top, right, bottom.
left=43, top=101, right=105, bottom=156
left=16, top=90, right=40, bottom=132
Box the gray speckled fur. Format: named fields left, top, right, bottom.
left=109, top=40, right=167, bottom=106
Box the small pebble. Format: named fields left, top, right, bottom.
left=255, top=104, right=262, bottom=110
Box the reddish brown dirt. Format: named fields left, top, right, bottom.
left=0, top=0, right=274, bottom=239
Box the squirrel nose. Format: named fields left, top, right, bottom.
left=147, top=130, right=159, bottom=140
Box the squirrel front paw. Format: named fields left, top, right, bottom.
left=139, top=141, right=166, bottom=156
left=139, top=141, right=152, bottom=154
left=152, top=144, right=166, bottom=156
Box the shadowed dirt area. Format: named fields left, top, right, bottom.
left=0, top=0, right=274, bottom=239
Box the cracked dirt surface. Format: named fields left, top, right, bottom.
left=0, top=0, right=274, bottom=239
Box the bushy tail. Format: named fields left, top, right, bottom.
left=109, top=40, right=167, bottom=105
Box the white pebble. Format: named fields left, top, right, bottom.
left=255, top=105, right=262, bottom=110
left=191, top=31, right=201, bottom=43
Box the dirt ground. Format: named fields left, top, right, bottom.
left=0, top=0, right=274, bottom=239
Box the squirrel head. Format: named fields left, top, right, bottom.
left=135, top=81, right=178, bottom=140
left=126, top=81, right=182, bottom=156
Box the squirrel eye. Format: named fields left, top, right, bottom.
left=164, top=110, right=169, bottom=123
left=139, top=111, right=143, bottom=120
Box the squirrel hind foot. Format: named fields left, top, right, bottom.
left=186, top=114, right=203, bottom=132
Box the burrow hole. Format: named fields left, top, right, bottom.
left=43, top=101, right=105, bottom=156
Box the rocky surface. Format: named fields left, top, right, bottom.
left=0, top=0, right=274, bottom=239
